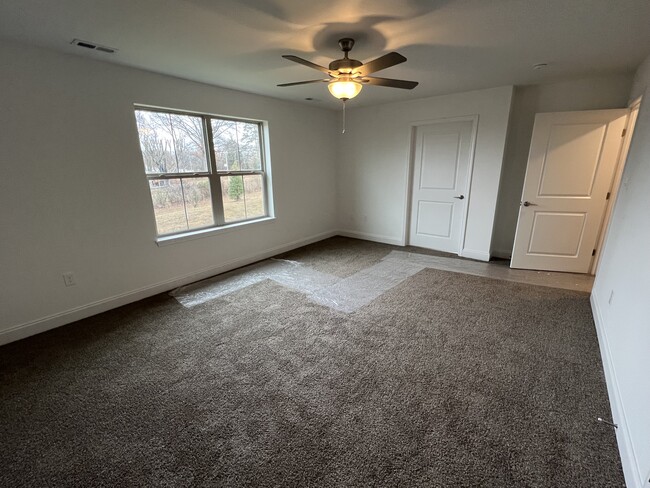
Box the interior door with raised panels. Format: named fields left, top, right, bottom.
left=511, top=109, right=628, bottom=273
left=409, top=120, right=474, bottom=254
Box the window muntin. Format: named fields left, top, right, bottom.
left=134, top=107, right=268, bottom=237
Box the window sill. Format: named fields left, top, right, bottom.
left=155, top=216, right=276, bottom=247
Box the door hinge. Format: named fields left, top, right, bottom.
left=622, top=128, right=627, bottom=137
left=592, top=249, right=597, bottom=256
left=606, top=191, right=611, bottom=200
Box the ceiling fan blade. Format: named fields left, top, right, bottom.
left=362, top=76, right=418, bottom=89
left=277, top=79, right=328, bottom=87
left=356, top=52, right=407, bottom=76
left=282, top=55, right=332, bottom=74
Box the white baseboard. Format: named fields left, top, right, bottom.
left=459, top=248, right=491, bottom=262
left=0, top=230, right=337, bottom=346
left=591, top=294, right=643, bottom=488
left=337, top=229, right=403, bottom=246
left=338, top=232, right=492, bottom=263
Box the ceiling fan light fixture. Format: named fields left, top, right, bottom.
left=328, top=80, right=363, bottom=100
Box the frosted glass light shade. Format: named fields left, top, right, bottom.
left=328, top=80, right=363, bottom=100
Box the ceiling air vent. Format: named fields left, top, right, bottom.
left=71, top=39, right=117, bottom=54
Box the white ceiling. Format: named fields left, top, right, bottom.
left=1, top=0, right=650, bottom=109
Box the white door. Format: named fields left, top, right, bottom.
left=511, top=109, right=628, bottom=273
left=409, top=120, right=474, bottom=254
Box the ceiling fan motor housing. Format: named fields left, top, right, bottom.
left=329, top=38, right=362, bottom=73
left=329, top=58, right=362, bottom=73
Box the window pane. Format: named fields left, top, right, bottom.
left=221, top=175, right=246, bottom=223
left=135, top=110, right=208, bottom=174
left=211, top=119, right=262, bottom=172
left=149, top=179, right=187, bottom=235
left=149, top=177, right=214, bottom=235
left=220, top=175, right=265, bottom=223
left=236, top=122, right=262, bottom=171
left=211, top=119, right=237, bottom=171
left=182, top=178, right=214, bottom=229
left=243, top=174, right=265, bottom=219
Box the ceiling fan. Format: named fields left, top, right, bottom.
left=278, top=38, right=418, bottom=101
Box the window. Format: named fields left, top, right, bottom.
left=133, top=107, right=270, bottom=238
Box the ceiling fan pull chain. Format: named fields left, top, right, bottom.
left=342, top=100, right=346, bottom=134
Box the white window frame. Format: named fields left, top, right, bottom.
left=134, top=105, right=274, bottom=245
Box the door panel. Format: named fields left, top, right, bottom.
left=511, top=109, right=628, bottom=273
left=420, top=132, right=460, bottom=189
left=409, top=120, right=474, bottom=254
left=539, top=124, right=606, bottom=196
left=527, top=212, right=586, bottom=255
left=417, top=201, right=454, bottom=237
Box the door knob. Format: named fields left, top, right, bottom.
left=453, top=195, right=465, bottom=200
left=522, top=201, right=537, bottom=207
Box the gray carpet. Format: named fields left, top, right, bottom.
left=0, top=237, right=623, bottom=487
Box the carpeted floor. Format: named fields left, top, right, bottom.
left=0, top=237, right=623, bottom=487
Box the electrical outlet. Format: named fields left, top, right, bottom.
left=608, top=290, right=614, bottom=305
left=62, top=272, right=76, bottom=287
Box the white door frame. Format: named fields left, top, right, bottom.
left=591, top=96, right=642, bottom=274
left=402, top=114, right=479, bottom=253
